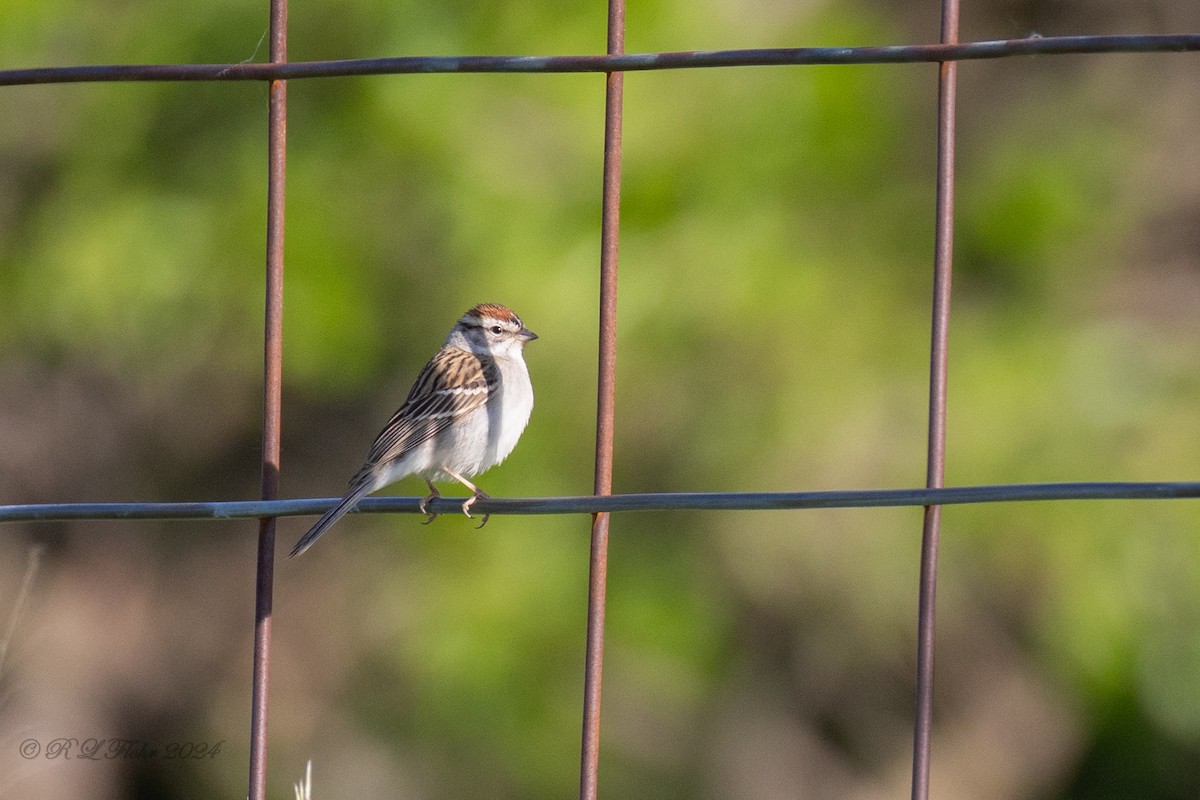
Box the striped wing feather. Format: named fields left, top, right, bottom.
left=352, top=348, right=497, bottom=482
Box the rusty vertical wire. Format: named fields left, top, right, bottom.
left=580, top=0, right=625, bottom=798
left=911, top=0, right=958, bottom=799
left=248, top=0, right=286, bottom=798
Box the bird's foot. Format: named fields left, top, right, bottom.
left=419, top=485, right=441, bottom=524
left=463, top=490, right=491, bottom=529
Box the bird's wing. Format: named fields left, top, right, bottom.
left=353, top=348, right=497, bottom=481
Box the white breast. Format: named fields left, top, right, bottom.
left=484, top=354, right=534, bottom=470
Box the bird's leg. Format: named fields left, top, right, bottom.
left=419, top=480, right=441, bottom=524
left=465, top=489, right=491, bottom=529
left=444, top=469, right=490, bottom=528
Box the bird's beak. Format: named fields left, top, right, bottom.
left=519, top=326, right=538, bottom=342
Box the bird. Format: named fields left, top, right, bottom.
left=289, top=303, right=537, bottom=557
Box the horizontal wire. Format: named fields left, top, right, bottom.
left=1, top=482, right=1198, bottom=523
left=2, top=34, right=1199, bottom=86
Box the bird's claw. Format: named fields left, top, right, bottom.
left=419, top=488, right=441, bottom=524
left=462, top=491, right=491, bottom=529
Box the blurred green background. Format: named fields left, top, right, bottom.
left=1, top=1, right=1199, bottom=798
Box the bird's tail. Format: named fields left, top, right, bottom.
left=289, top=482, right=375, bottom=558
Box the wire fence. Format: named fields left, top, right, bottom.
left=2, top=2, right=1199, bottom=798
left=5, top=33, right=1200, bottom=85
left=2, top=482, right=1200, bottom=523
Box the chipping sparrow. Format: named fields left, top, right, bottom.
left=289, top=303, right=537, bottom=557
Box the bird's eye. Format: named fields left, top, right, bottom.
left=489, top=325, right=504, bottom=335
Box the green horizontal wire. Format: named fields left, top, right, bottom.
left=2, top=35, right=1200, bottom=86
left=1, top=482, right=1197, bottom=523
